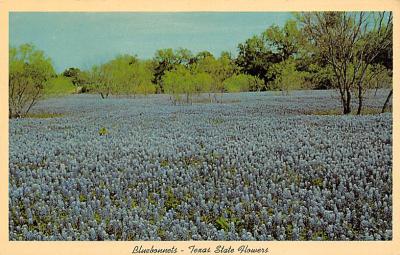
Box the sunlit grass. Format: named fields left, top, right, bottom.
left=43, top=76, right=76, bottom=97
left=308, top=107, right=391, bottom=116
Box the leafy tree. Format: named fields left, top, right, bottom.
left=152, top=49, right=179, bottom=92
left=152, top=48, right=193, bottom=92
left=192, top=72, right=213, bottom=94
left=192, top=52, right=238, bottom=99
left=270, top=58, right=309, bottom=94
left=223, top=74, right=264, bottom=93
left=63, top=67, right=91, bottom=93
left=236, top=35, right=280, bottom=86
left=263, top=19, right=305, bottom=61
left=44, top=75, right=76, bottom=96
left=299, top=11, right=392, bottom=114
left=9, top=44, right=55, bottom=118
left=89, top=54, right=155, bottom=98
left=195, top=51, right=214, bottom=61
left=130, top=60, right=156, bottom=96
left=163, top=65, right=195, bottom=104
left=176, top=47, right=195, bottom=67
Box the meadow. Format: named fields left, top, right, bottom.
left=9, top=90, right=392, bottom=241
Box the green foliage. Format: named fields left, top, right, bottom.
left=62, top=67, right=89, bottom=91
left=223, top=74, right=264, bottom=93
left=153, top=48, right=193, bottom=91
left=11, top=13, right=392, bottom=116
left=298, top=12, right=393, bottom=114
left=79, top=194, right=87, bottom=202
left=98, top=127, right=108, bottom=136
left=236, top=35, right=280, bottom=86
left=22, top=112, right=64, bottom=119
left=311, top=230, right=329, bottom=240
left=216, top=216, right=229, bottom=231
left=88, top=55, right=155, bottom=98
left=263, top=19, right=305, bottom=60
left=269, top=58, right=309, bottom=93
left=192, top=72, right=214, bottom=93
left=165, top=188, right=180, bottom=210
left=9, top=43, right=55, bottom=118
left=163, top=65, right=196, bottom=104
left=312, top=178, right=323, bottom=188
left=160, top=159, right=169, bottom=167
left=193, top=53, right=238, bottom=92
left=307, top=64, right=334, bottom=90
left=362, top=64, right=392, bottom=91
left=94, top=212, right=101, bottom=223
left=44, top=76, right=76, bottom=96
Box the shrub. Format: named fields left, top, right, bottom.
left=9, top=44, right=55, bottom=118
left=269, top=58, right=309, bottom=93
left=98, top=127, right=108, bottom=136
left=44, top=76, right=75, bottom=96
left=223, top=74, right=264, bottom=93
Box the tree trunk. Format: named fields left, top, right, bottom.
left=381, top=89, right=393, bottom=113
left=357, top=96, right=362, bottom=115
left=344, top=89, right=352, bottom=114
left=340, top=90, right=351, bottom=115
left=357, top=84, right=363, bottom=115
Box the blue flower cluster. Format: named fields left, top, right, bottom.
left=9, top=90, right=392, bottom=240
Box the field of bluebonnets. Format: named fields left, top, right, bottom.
left=9, top=90, right=392, bottom=241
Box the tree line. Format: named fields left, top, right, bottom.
left=9, top=12, right=392, bottom=118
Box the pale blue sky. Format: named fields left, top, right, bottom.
left=10, top=12, right=292, bottom=73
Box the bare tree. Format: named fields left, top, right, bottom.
left=299, top=12, right=392, bottom=114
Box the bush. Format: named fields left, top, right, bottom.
left=307, top=64, right=334, bottom=90
left=9, top=44, right=55, bottom=118
left=269, top=58, right=309, bottom=93
left=87, top=56, right=156, bottom=98
left=98, top=127, right=108, bottom=136
left=44, top=76, right=75, bottom=96
left=163, top=65, right=196, bottom=104
left=223, top=74, right=263, bottom=93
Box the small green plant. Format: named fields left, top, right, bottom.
left=216, top=216, right=230, bottom=231
left=79, top=194, right=87, bottom=202
left=147, top=193, right=157, bottom=205
left=312, top=178, right=323, bottom=188
left=165, top=188, right=180, bottom=210
left=98, top=127, right=108, bottom=136
left=157, top=228, right=166, bottom=240
left=311, top=230, right=329, bottom=240
left=286, top=223, right=293, bottom=239
left=299, top=228, right=308, bottom=240
left=94, top=212, right=101, bottom=223
left=160, top=159, right=169, bottom=167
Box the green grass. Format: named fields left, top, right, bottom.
left=308, top=107, right=390, bottom=116
left=44, top=76, right=76, bottom=96
left=23, top=112, right=64, bottom=119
